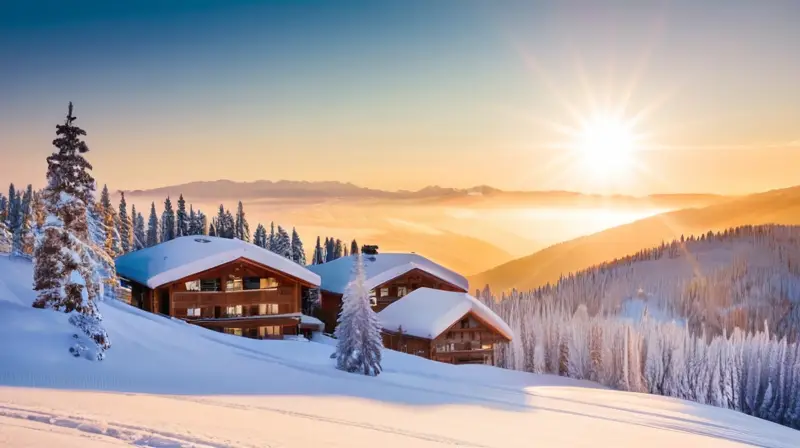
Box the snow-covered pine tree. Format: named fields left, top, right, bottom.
left=253, top=223, right=267, bottom=248
left=268, top=221, right=276, bottom=250
left=208, top=220, right=217, bottom=237
left=0, top=191, right=7, bottom=224
left=291, top=227, right=306, bottom=265
left=273, top=225, right=292, bottom=259
left=325, top=237, right=334, bottom=262
left=333, top=252, right=383, bottom=376
left=4, top=183, right=16, bottom=227
left=334, top=239, right=343, bottom=260
left=350, top=239, right=358, bottom=256
left=161, top=196, right=176, bottom=242
left=176, top=194, right=188, bottom=238
left=197, top=210, right=207, bottom=235
left=32, top=189, right=46, bottom=231
left=13, top=185, right=35, bottom=257
left=187, top=205, right=197, bottom=235
left=146, top=202, right=159, bottom=247
left=223, top=209, right=234, bottom=238
left=32, top=102, right=110, bottom=360
left=134, top=208, right=146, bottom=250
left=312, top=236, right=323, bottom=264
left=118, top=192, right=131, bottom=254
left=235, top=201, right=250, bottom=242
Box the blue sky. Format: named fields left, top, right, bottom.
left=1, top=1, right=799, bottom=194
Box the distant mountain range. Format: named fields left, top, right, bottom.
left=469, top=184, right=800, bottom=292
left=122, top=179, right=730, bottom=207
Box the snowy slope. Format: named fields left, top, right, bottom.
left=0, top=255, right=798, bottom=447
left=484, top=225, right=800, bottom=337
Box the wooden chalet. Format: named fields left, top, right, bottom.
left=115, top=236, right=323, bottom=339
left=306, top=253, right=470, bottom=333
left=378, top=288, right=513, bottom=365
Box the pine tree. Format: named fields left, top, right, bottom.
left=146, top=202, right=159, bottom=247
left=313, top=236, right=324, bottom=264
left=13, top=185, right=35, bottom=257
left=161, top=196, right=176, bottom=242
left=197, top=210, right=207, bottom=235
left=334, top=239, right=343, bottom=260
left=32, top=102, right=110, bottom=360
left=291, top=227, right=306, bottom=265
left=350, top=239, right=358, bottom=256
left=0, top=191, right=7, bottom=224
left=131, top=206, right=145, bottom=251
left=235, top=201, right=250, bottom=242
left=98, top=184, right=120, bottom=258
left=325, top=237, right=333, bottom=262
left=273, top=225, right=292, bottom=259
left=5, top=183, right=16, bottom=227
left=118, top=192, right=131, bottom=254
left=32, top=189, right=46, bottom=230
left=176, top=194, right=188, bottom=238
left=208, top=221, right=216, bottom=237
left=333, top=252, right=383, bottom=376
left=253, top=224, right=267, bottom=248
left=8, top=188, right=23, bottom=256
left=268, top=221, right=276, bottom=250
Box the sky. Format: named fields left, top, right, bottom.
left=1, top=0, right=799, bottom=195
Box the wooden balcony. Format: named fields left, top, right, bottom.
left=172, top=287, right=296, bottom=308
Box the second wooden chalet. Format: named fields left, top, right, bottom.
left=115, top=236, right=324, bottom=339
left=307, top=253, right=470, bottom=333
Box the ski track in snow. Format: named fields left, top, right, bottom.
left=0, top=404, right=240, bottom=448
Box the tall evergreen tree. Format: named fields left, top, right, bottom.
left=118, top=192, right=131, bottom=254
left=176, top=194, right=188, bottom=238
left=273, top=225, right=292, bottom=259
left=268, top=221, right=276, bottom=250
left=161, top=196, right=176, bottom=242
left=4, top=183, right=16, bottom=226
left=32, top=102, right=109, bottom=360
left=351, top=239, right=358, bottom=256
left=313, top=236, right=324, bottom=264
left=333, top=252, right=383, bottom=376
left=98, top=184, right=120, bottom=258
left=14, top=185, right=35, bottom=257
left=131, top=205, right=145, bottom=251
left=0, top=192, right=7, bottom=224
left=146, top=202, right=159, bottom=247
left=32, top=189, right=46, bottom=230
left=234, top=201, right=250, bottom=242
left=334, top=239, right=343, bottom=260
left=197, top=210, right=207, bottom=235
left=188, top=205, right=197, bottom=235
left=325, top=237, right=336, bottom=262
left=253, top=224, right=267, bottom=248
left=208, top=220, right=216, bottom=237
left=291, top=227, right=306, bottom=265
left=7, top=188, right=22, bottom=255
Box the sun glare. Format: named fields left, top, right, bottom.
left=576, top=116, right=636, bottom=174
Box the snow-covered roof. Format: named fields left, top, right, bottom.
left=115, top=236, right=321, bottom=288
left=378, top=288, right=513, bottom=341
left=307, top=253, right=468, bottom=294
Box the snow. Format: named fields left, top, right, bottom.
left=379, top=288, right=514, bottom=340
left=114, top=235, right=321, bottom=288
left=1, top=254, right=799, bottom=447
left=307, top=253, right=469, bottom=294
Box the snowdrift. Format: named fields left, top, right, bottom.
left=0, top=254, right=798, bottom=447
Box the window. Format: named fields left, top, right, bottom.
left=481, top=344, right=493, bottom=350
left=187, top=307, right=202, bottom=317
left=369, top=289, right=377, bottom=306
left=258, top=303, right=279, bottom=315
left=185, top=280, right=201, bottom=291
left=261, top=277, right=279, bottom=289
left=380, top=287, right=389, bottom=297
left=200, top=279, right=220, bottom=292
left=258, top=326, right=281, bottom=337
left=226, top=276, right=243, bottom=292
left=397, top=286, right=408, bottom=297
left=224, top=328, right=243, bottom=336
left=243, top=277, right=261, bottom=290
left=226, top=305, right=243, bottom=317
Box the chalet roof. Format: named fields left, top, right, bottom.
left=115, top=236, right=321, bottom=288
left=306, top=253, right=468, bottom=295
left=377, top=288, right=513, bottom=341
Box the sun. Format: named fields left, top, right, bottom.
left=576, top=116, right=637, bottom=174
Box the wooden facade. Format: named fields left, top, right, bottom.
left=382, top=311, right=510, bottom=365
left=316, top=268, right=467, bottom=333
left=124, top=257, right=316, bottom=340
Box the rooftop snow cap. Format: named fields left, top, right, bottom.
left=115, top=236, right=321, bottom=288
left=378, top=288, right=513, bottom=341
left=306, top=253, right=468, bottom=295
